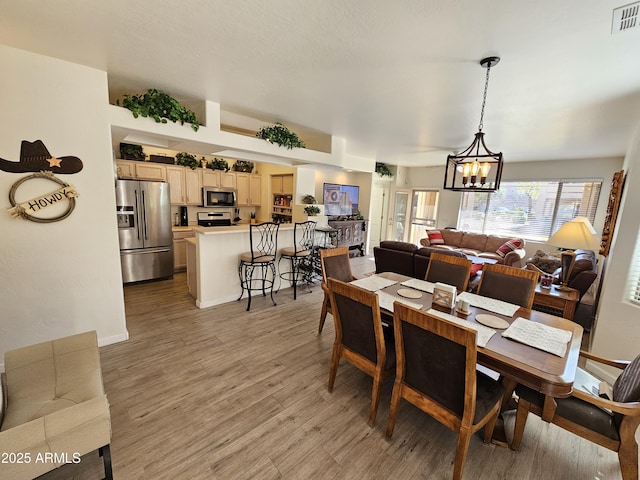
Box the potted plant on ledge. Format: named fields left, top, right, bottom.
left=304, top=205, right=320, bottom=216
left=256, top=123, right=305, bottom=149
left=175, top=152, right=199, bottom=170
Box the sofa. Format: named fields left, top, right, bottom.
left=0, top=331, right=112, bottom=480
left=525, top=249, right=598, bottom=302
left=419, top=229, right=526, bottom=267
left=373, top=241, right=466, bottom=280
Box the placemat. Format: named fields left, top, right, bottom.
left=377, top=291, right=423, bottom=312
left=400, top=278, right=435, bottom=293
left=501, top=317, right=572, bottom=357
left=457, top=292, right=520, bottom=317
left=426, top=309, right=496, bottom=348
left=350, top=275, right=398, bottom=292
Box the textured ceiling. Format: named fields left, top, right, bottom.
left=1, top=0, right=639, bottom=165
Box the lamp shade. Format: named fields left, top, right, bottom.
left=548, top=217, right=600, bottom=250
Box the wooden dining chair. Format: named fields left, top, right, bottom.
left=425, top=251, right=473, bottom=292
left=318, top=247, right=355, bottom=334
left=326, top=277, right=395, bottom=426
left=476, top=263, right=539, bottom=310
left=386, top=303, right=504, bottom=480
left=511, top=351, right=640, bottom=480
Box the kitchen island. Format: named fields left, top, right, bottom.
left=189, top=224, right=296, bottom=308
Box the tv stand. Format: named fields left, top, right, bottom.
left=327, top=219, right=368, bottom=256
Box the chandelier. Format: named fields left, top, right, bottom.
left=443, top=56, right=503, bottom=192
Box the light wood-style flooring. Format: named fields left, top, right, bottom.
left=41, top=255, right=622, bottom=479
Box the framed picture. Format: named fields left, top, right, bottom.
left=600, top=170, right=625, bottom=257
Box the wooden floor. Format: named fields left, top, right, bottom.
left=41, top=255, right=622, bottom=479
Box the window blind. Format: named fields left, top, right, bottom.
left=458, top=180, right=602, bottom=242
left=627, top=232, right=640, bottom=306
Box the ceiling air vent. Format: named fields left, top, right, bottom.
left=612, top=2, right=640, bottom=34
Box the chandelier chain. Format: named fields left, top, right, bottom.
left=478, top=64, right=492, bottom=132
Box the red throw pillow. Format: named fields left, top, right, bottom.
left=427, top=230, right=445, bottom=245
left=496, top=238, right=524, bottom=257
left=469, top=263, right=483, bottom=277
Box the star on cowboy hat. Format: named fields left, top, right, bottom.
left=0, top=140, right=83, bottom=174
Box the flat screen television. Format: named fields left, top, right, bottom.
left=323, top=183, right=359, bottom=216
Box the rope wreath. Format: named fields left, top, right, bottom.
left=8, top=171, right=77, bottom=223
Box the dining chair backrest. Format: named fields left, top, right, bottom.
left=476, top=263, right=539, bottom=310
left=293, top=221, right=317, bottom=255
left=320, top=247, right=354, bottom=283
left=327, top=277, right=385, bottom=364
left=393, top=303, right=478, bottom=420
left=425, top=252, right=473, bottom=292
left=388, top=303, right=503, bottom=480
left=249, top=222, right=279, bottom=262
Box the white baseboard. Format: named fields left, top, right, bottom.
left=98, top=331, right=129, bottom=347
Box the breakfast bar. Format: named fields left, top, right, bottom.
left=189, top=224, right=295, bottom=308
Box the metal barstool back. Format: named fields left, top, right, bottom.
left=238, top=222, right=280, bottom=311
left=278, top=221, right=317, bottom=299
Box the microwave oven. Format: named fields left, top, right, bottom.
left=202, top=187, right=237, bottom=208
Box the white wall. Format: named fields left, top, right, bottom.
left=590, top=122, right=640, bottom=380
left=0, top=45, right=127, bottom=363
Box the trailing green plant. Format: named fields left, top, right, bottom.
left=208, top=157, right=229, bottom=171
left=175, top=152, right=199, bottom=170
left=233, top=160, right=254, bottom=173
left=119, top=143, right=146, bottom=161
left=118, top=89, right=201, bottom=132
left=302, top=194, right=317, bottom=204
left=256, top=123, right=305, bottom=149
left=375, top=162, right=393, bottom=177
left=304, top=205, right=321, bottom=216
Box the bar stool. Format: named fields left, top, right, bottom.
left=238, top=222, right=280, bottom=311
left=278, top=221, right=316, bottom=299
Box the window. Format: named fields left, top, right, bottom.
left=408, top=190, right=439, bottom=244
left=628, top=231, right=640, bottom=306
left=457, top=180, right=602, bottom=241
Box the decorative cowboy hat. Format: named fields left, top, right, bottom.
left=0, top=140, right=83, bottom=174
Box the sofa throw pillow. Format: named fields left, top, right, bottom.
left=496, top=238, right=524, bottom=257
left=469, top=263, right=483, bottom=277
left=427, top=230, right=445, bottom=245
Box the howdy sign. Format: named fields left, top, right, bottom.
left=8, top=171, right=79, bottom=223
left=8, top=184, right=79, bottom=218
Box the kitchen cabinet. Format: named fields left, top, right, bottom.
left=184, top=168, right=202, bottom=205
left=220, top=171, right=237, bottom=189
left=271, top=174, right=293, bottom=195
left=166, top=166, right=185, bottom=204
left=166, top=165, right=202, bottom=205
left=116, top=160, right=166, bottom=181
left=236, top=173, right=261, bottom=206
left=173, top=228, right=195, bottom=272
left=203, top=169, right=221, bottom=187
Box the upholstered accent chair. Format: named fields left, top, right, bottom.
left=326, top=278, right=395, bottom=426
left=318, top=247, right=356, bottom=334
left=512, top=351, right=640, bottom=480
left=386, top=303, right=504, bottom=480
left=425, top=252, right=473, bottom=292
left=477, top=263, right=539, bottom=310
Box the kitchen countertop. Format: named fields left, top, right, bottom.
left=193, top=224, right=295, bottom=235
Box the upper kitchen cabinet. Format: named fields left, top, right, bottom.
left=271, top=174, right=294, bottom=195
left=220, top=171, right=236, bottom=189
left=166, top=165, right=202, bottom=205
left=236, top=173, right=261, bottom=206
left=116, top=160, right=166, bottom=181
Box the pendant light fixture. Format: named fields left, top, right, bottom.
left=443, top=56, right=503, bottom=192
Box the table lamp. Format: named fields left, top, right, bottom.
left=547, top=217, right=599, bottom=291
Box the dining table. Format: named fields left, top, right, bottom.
left=352, top=271, right=584, bottom=446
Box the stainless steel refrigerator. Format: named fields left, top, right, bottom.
left=116, top=179, right=174, bottom=283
